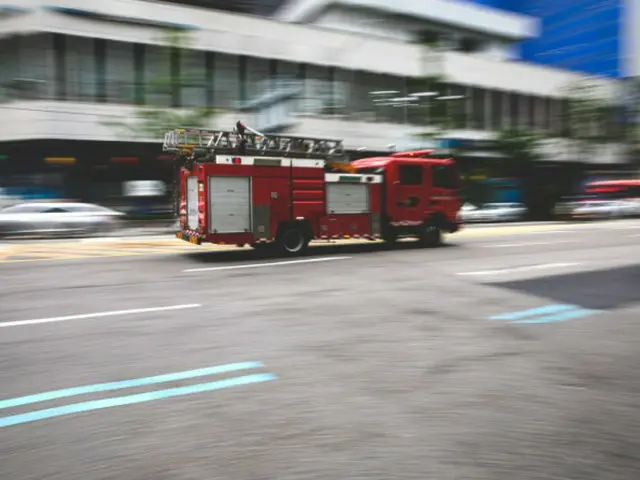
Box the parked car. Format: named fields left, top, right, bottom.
left=0, top=202, right=125, bottom=238
left=460, top=202, right=527, bottom=223
left=615, top=199, right=640, bottom=218
left=553, top=196, right=583, bottom=219
left=570, top=200, right=632, bottom=220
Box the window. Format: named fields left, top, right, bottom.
left=471, top=88, right=485, bottom=129
left=399, top=165, right=422, bottom=185
left=433, top=165, right=458, bottom=189
left=491, top=90, right=503, bottom=130
left=509, top=93, right=520, bottom=129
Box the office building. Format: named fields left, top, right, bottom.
left=0, top=0, right=629, bottom=202
left=467, top=0, right=639, bottom=80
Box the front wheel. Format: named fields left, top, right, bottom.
left=276, top=227, right=309, bottom=256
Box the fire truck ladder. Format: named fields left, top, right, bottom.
left=163, top=121, right=348, bottom=162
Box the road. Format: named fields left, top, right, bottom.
left=1, top=220, right=639, bottom=480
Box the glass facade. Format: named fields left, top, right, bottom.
left=465, top=0, right=625, bottom=78
left=0, top=33, right=574, bottom=136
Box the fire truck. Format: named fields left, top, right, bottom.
left=164, top=122, right=462, bottom=255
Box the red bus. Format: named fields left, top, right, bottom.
left=584, top=179, right=640, bottom=200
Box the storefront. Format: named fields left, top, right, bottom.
left=0, top=140, right=174, bottom=209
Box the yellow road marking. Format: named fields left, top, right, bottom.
left=3, top=250, right=98, bottom=259
left=0, top=222, right=608, bottom=264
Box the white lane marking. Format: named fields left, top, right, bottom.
left=525, top=229, right=573, bottom=235
left=184, top=256, right=351, bottom=273
left=596, top=224, right=640, bottom=231
left=0, top=304, right=201, bottom=328
left=457, top=262, right=581, bottom=276
left=630, top=234, right=640, bottom=237
left=483, top=241, right=574, bottom=248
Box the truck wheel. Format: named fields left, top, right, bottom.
left=419, top=224, right=442, bottom=247
left=277, top=227, right=309, bottom=255
left=382, top=230, right=398, bottom=244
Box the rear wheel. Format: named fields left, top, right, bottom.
left=276, top=227, right=309, bottom=256
left=419, top=224, right=442, bottom=247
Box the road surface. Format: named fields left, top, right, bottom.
left=1, top=220, right=639, bottom=479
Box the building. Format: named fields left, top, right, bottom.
left=465, top=0, right=640, bottom=80
left=0, top=0, right=631, bottom=204
left=162, top=0, right=284, bottom=15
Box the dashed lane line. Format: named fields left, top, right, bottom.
left=0, top=304, right=202, bottom=328
left=457, top=262, right=582, bottom=276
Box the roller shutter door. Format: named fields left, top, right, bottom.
left=326, top=183, right=369, bottom=214
left=186, top=176, right=199, bottom=230
left=208, top=176, right=252, bottom=233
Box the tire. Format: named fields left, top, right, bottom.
left=382, top=229, right=398, bottom=244
left=419, top=224, right=442, bottom=247
left=276, top=227, right=309, bottom=256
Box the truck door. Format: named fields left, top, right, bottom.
left=388, top=163, right=425, bottom=225
left=431, top=163, right=460, bottom=222
left=251, top=175, right=290, bottom=241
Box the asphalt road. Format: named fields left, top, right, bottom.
left=1, top=220, right=639, bottom=480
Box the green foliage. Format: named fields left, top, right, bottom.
left=495, top=128, right=543, bottom=161
left=493, top=128, right=542, bottom=177
left=410, top=75, right=466, bottom=138
left=103, top=28, right=217, bottom=141
left=562, top=80, right=623, bottom=143
left=104, top=106, right=217, bottom=142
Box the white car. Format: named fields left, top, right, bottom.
left=0, top=202, right=125, bottom=237
left=571, top=200, right=628, bottom=220
left=614, top=199, right=640, bottom=217
left=461, top=202, right=527, bottom=223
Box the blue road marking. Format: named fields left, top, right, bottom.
left=0, top=361, right=264, bottom=410
left=0, top=373, right=276, bottom=428
left=488, top=304, right=576, bottom=321
left=515, top=308, right=600, bottom=324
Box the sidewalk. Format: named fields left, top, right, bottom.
left=118, top=219, right=178, bottom=236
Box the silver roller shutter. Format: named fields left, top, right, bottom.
left=326, top=183, right=370, bottom=214
left=208, top=176, right=252, bottom=233
left=186, top=176, right=199, bottom=230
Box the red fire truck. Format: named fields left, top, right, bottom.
left=164, top=122, right=462, bottom=255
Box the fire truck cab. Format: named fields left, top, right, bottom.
left=165, top=123, right=462, bottom=255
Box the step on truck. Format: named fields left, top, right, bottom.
left=164, top=122, right=462, bottom=255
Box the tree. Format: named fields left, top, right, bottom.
left=494, top=128, right=550, bottom=218
left=104, top=28, right=217, bottom=142
left=561, top=79, right=624, bottom=153
left=495, top=128, right=543, bottom=177
left=409, top=75, right=465, bottom=140
left=102, top=28, right=218, bottom=220
left=622, top=79, right=640, bottom=168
